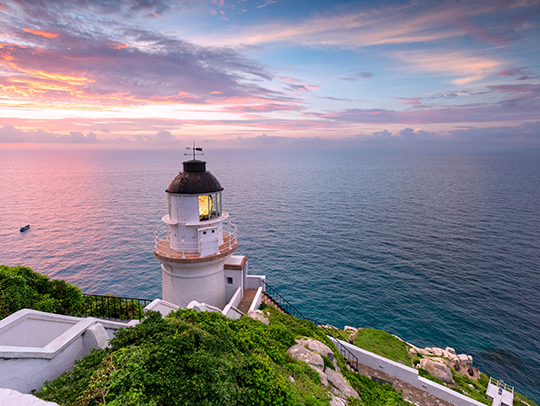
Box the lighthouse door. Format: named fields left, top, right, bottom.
left=198, top=226, right=219, bottom=256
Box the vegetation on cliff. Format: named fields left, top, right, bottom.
left=0, top=265, right=144, bottom=320
left=35, top=306, right=411, bottom=406
left=0, top=265, right=84, bottom=320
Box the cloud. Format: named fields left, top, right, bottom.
left=0, top=125, right=100, bottom=143
left=0, top=2, right=278, bottom=108
left=391, top=49, right=504, bottom=84
left=2, top=0, right=175, bottom=18
left=221, top=103, right=303, bottom=114
left=394, top=97, right=423, bottom=106
left=338, top=71, right=374, bottom=82
left=308, top=85, right=540, bottom=124
left=496, top=67, right=538, bottom=81
left=448, top=122, right=540, bottom=144
left=199, top=1, right=538, bottom=48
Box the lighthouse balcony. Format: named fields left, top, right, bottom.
left=153, top=221, right=238, bottom=263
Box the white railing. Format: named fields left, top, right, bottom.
left=154, top=220, right=238, bottom=259
left=488, top=377, right=514, bottom=394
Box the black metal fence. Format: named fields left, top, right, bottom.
left=261, top=280, right=360, bottom=373
left=82, top=294, right=153, bottom=321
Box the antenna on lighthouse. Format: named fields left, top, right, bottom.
left=185, top=140, right=203, bottom=160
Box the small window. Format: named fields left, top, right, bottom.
left=226, top=277, right=233, bottom=285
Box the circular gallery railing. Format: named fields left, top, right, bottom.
left=154, top=220, right=238, bottom=259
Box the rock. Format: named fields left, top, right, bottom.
left=416, top=347, right=431, bottom=356
left=458, top=354, right=472, bottom=366
left=289, top=376, right=295, bottom=383
left=0, top=389, right=59, bottom=406
left=392, top=334, right=404, bottom=342
left=419, top=358, right=455, bottom=384
left=311, top=366, right=329, bottom=387
left=431, top=347, right=444, bottom=357
left=409, top=347, right=417, bottom=356
left=468, top=384, right=475, bottom=389
left=348, top=330, right=358, bottom=344
left=330, top=395, right=348, bottom=406
left=326, top=368, right=360, bottom=399
left=431, top=357, right=446, bottom=365
left=287, top=343, right=324, bottom=370
left=247, top=310, right=269, bottom=325
left=443, top=347, right=458, bottom=361
left=344, top=326, right=358, bottom=333
left=304, top=338, right=335, bottom=360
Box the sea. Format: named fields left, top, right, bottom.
left=0, top=147, right=539, bottom=402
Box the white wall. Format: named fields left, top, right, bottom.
left=331, top=339, right=486, bottom=406
left=162, top=258, right=229, bottom=309
left=0, top=310, right=128, bottom=394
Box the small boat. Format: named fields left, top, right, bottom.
left=20, top=225, right=30, bottom=232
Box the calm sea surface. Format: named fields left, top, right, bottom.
left=0, top=148, right=539, bottom=401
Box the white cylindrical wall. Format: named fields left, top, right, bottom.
left=161, top=259, right=229, bottom=309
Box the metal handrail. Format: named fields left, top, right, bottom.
left=154, top=220, right=238, bottom=258
left=261, top=280, right=360, bottom=373
left=82, top=293, right=152, bottom=321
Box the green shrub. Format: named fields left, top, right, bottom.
left=37, top=310, right=323, bottom=405
left=0, top=265, right=84, bottom=319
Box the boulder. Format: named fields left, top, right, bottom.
left=344, top=326, right=358, bottom=333
left=431, top=347, right=444, bottom=357
left=415, top=347, right=431, bottom=356
left=287, top=344, right=325, bottom=370
left=443, top=347, right=458, bottom=361
left=419, top=358, right=454, bottom=384
left=247, top=310, right=269, bottom=325
left=392, top=334, right=404, bottom=342
left=326, top=368, right=360, bottom=400
left=408, top=347, right=417, bottom=356
left=348, top=330, right=358, bottom=344
left=330, top=395, right=348, bottom=406
left=311, top=366, right=329, bottom=387
left=458, top=354, right=473, bottom=366
left=303, top=338, right=335, bottom=360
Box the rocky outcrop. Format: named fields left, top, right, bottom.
left=344, top=326, right=359, bottom=344
left=287, top=338, right=359, bottom=404
left=406, top=342, right=474, bottom=368
left=326, top=369, right=360, bottom=400
left=330, top=395, right=348, bottom=406
left=287, top=342, right=325, bottom=370
left=419, top=358, right=454, bottom=384
left=247, top=310, right=269, bottom=325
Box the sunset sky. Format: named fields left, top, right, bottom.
left=1, top=0, right=539, bottom=148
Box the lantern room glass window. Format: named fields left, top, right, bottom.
left=198, top=193, right=222, bottom=221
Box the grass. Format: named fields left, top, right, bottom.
left=353, top=328, right=413, bottom=367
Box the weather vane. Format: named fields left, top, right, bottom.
left=185, top=140, right=203, bottom=160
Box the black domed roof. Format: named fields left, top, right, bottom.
left=166, top=160, right=224, bottom=195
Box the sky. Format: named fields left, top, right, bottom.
left=0, top=0, right=539, bottom=148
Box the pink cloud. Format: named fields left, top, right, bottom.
left=394, top=97, right=423, bottom=106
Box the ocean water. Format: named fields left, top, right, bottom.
left=0, top=148, right=539, bottom=401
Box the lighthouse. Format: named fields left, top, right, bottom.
left=153, top=156, right=264, bottom=312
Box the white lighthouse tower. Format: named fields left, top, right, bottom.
left=153, top=155, right=264, bottom=313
